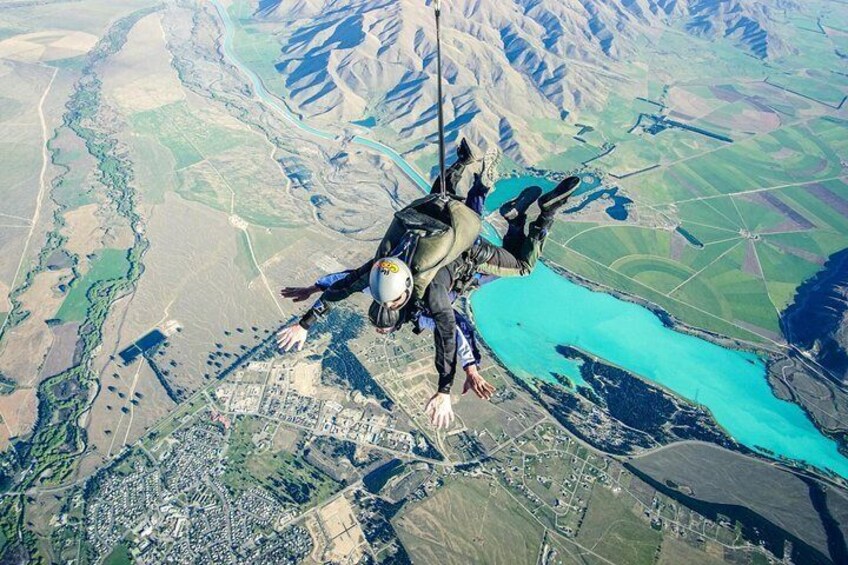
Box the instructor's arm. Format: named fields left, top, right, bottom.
left=423, top=268, right=457, bottom=429
left=277, top=260, right=374, bottom=351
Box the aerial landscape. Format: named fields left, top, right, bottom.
left=0, top=0, right=846, bottom=563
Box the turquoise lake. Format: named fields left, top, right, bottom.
left=472, top=251, right=848, bottom=479
left=483, top=176, right=558, bottom=211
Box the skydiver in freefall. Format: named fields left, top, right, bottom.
left=277, top=139, right=580, bottom=429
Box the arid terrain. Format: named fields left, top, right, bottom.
left=0, top=0, right=846, bottom=563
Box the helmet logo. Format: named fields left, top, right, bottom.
left=377, top=260, right=400, bottom=275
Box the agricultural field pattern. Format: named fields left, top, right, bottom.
left=0, top=0, right=846, bottom=564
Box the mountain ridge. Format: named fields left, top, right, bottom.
left=254, top=0, right=798, bottom=164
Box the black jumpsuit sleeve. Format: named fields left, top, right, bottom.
left=299, top=259, right=374, bottom=329
left=425, top=267, right=458, bottom=393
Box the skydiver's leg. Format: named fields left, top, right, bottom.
left=430, top=139, right=474, bottom=196
left=430, top=157, right=466, bottom=196
left=502, top=214, right=527, bottom=256
left=429, top=161, right=467, bottom=196
left=464, top=174, right=489, bottom=215
left=474, top=220, right=546, bottom=278
left=463, top=147, right=502, bottom=214
left=498, top=185, right=542, bottom=255
left=475, top=176, right=581, bottom=277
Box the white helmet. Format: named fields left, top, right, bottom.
left=369, top=257, right=413, bottom=307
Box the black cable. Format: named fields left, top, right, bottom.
left=434, top=0, right=447, bottom=199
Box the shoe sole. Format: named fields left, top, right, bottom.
left=499, top=186, right=543, bottom=220
left=481, top=149, right=501, bottom=188
left=538, top=176, right=581, bottom=213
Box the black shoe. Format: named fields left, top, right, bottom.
left=456, top=138, right=474, bottom=164
left=500, top=186, right=543, bottom=221
left=538, top=176, right=580, bottom=215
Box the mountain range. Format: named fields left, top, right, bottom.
left=254, top=0, right=798, bottom=165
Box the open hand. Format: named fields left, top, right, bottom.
left=280, top=285, right=320, bottom=303
left=462, top=366, right=496, bottom=400
left=424, top=393, right=454, bottom=430
left=276, top=324, right=308, bottom=352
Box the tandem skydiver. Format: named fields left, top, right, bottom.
left=279, top=269, right=486, bottom=394
left=277, top=139, right=580, bottom=429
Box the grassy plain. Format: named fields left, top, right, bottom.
left=130, top=97, right=304, bottom=227
left=0, top=60, right=57, bottom=347
left=576, top=485, right=662, bottom=565
left=82, top=359, right=177, bottom=477
left=90, top=8, right=303, bottom=439
left=658, top=538, right=726, bottom=565
left=393, top=477, right=544, bottom=565
left=630, top=442, right=840, bottom=559
left=131, top=101, right=239, bottom=169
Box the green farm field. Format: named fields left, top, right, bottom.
left=546, top=100, right=848, bottom=344
left=129, top=100, right=304, bottom=228
left=54, top=248, right=130, bottom=323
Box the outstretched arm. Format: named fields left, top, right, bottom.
left=422, top=268, right=458, bottom=429
left=279, top=269, right=365, bottom=305
left=280, top=285, right=320, bottom=303
left=277, top=260, right=374, bottom=351
left=295, top=260, right=374, bottom=330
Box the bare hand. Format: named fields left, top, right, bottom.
left=280, top=285, right=320, bottom=303
left=462, top=366, right=496, bottom=400
left=424, top=393, right=454, bottom=430
left=276, top=324, right=308, bottom=352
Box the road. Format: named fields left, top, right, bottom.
left=0, top=66, right=58, bottom=342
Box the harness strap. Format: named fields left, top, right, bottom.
left=392, top=232, right=421, bottom=265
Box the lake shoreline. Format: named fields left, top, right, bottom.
left=470, top=256, right=848, bottom=481
left=541, top=257, right=848, bottom=462
left=541, top=258, right=778, bottom=356
left=549, top=259, right=848, bottom=471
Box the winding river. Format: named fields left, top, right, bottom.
left=213, top=2, right=848, bottom=479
